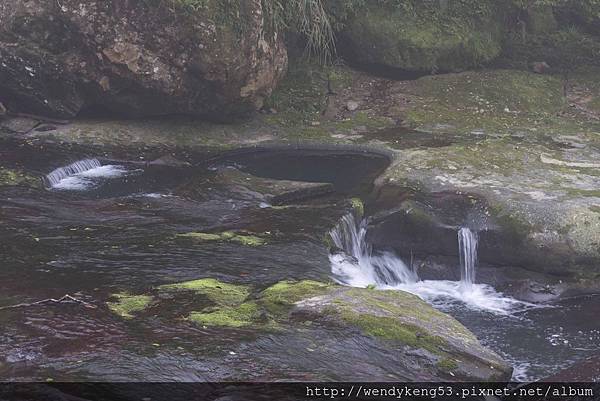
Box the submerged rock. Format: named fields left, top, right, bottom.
left=0, top=0, right=287, bottom=119
left=107, top=292, right=153, bottom=319
left=176, top=231, right=268, bottom=247
left=212, top=166, right=335, bottom=206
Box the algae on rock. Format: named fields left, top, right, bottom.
left=107, top=293, right=153, bottom=319
left=176, top=231, right=267, bottom=246
left=158, top=278, right=250, bottom=307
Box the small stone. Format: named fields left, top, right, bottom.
left=0, top=102, right=6, bottom=116
left=346, top=100, right=359, bottom=111
left=532, top=61, right=550, bottom=74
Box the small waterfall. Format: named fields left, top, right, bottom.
left=329, top=213, right=417, bottom=288
left=329, top=213, right=534, bottom=315
left=458, top=227, right=478, bottom=286
left=45, top=159, right=102, bottom=188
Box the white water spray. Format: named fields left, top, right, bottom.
left=329, top=213, right=534, bottom=315
left=46, top=159, right=128, bottom=190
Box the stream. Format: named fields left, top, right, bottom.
left=0, top=137, right=598, bottom=382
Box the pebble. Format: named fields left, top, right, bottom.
left=346, top=100, right=359, bottom=111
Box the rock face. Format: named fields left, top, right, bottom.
left=0, top=0, right=287, bottom=119
left=331, top=1, right=504, bottom=73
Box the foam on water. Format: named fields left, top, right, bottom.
left=46, top=159, right=129, bottom=190
left=329, top=213, right=535, bottom=315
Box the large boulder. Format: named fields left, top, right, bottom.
left=107, top=278, right=512, bottom=381
left=0, top=0, right=287, bottom=120
left=330, top=1, right=504, bottom=73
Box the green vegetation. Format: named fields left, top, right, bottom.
left=404, top=69, right=571, bottom=133
left=260, top=280, right=332, bottom=315
left=350, top=197, right=364, bottom=217
left=189, top=302, right=260, bottom=328
left=436, top=358, right=459, bottom=372
left=158, top=278, right=250, bottom=306
left=107, top=293, right=153, bottom=318
left=339, top=311, right=448, bottom=354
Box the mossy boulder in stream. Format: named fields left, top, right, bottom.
left=158, top=278, right=510, bottom=380
left=105, top=276, right=510, bottom=380
left=189, top=302, right=261, bottom=328
left=289, top=284, right=511, bottom=381
left=158, top=278, right=250, bottom=307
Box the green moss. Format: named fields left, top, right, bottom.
left=338, top=1, right=503, bottom=72
left=437, top=357, right=459, bottom=372
left=0, top=167, right=40, bottom=187
left=158, top=278, right=250, bottom=306
left=189, top=302, right=260, bottom=328
left=260, top=280, right=332, bottom=315
left=339, top=311, right=447, bottom=354
left=350, top=197, right=364, bottom=217
left=501, top=28, right=600, bottom=70
left=107, top=293, right=153, bottom=319
left=404, top=69, right=567, bottom=133
left=227, top=232, right=266, bottom=246
left=176, top=232, right=222, bottom=241
left=339, top=288, right=477, bottom=343
left=176, top=231, right=267, bottom=246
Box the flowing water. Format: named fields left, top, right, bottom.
left=329, top=213, right=533, bottom=314
left=458, top=227, right=477, bottom=286
left=0, top=139, right=403, bottom=381
left=329, top=213, right=600, bottom=380
left=0, top=138, right=598, bottom=382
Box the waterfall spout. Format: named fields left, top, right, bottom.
left=458, top=227, right=478, bottom=286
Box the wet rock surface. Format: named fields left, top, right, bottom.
left=0, top=0, right=287, bottom=119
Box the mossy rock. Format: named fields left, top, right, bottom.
left=404, top=69, right=565, bottom=133
left=292, top=286, right=511, bottom=380
left=188, top=302, right=261, bottom=328
left=335, top=1, right=503, bottom=73
left=176, top=231, right=267, bottom=246
left=105, top=278, right=510, bottom=380
left=107, top=292, right=153, bottom=319
left=501, top=28, right=600, bottom=69
left=259, top=280, right=333, bottom=316
left=158, top=278, right=250, bottom=307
